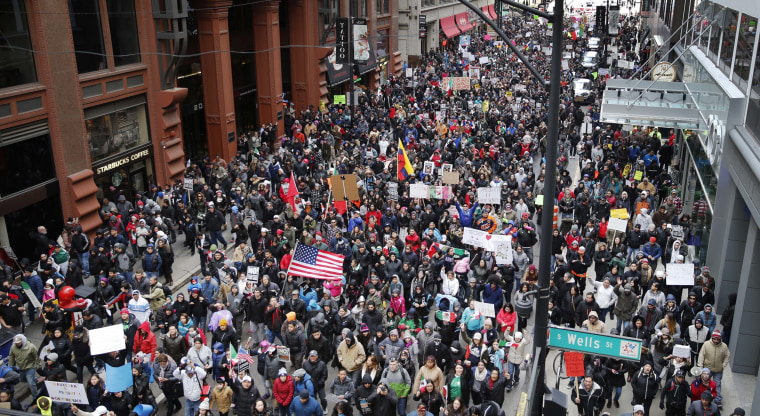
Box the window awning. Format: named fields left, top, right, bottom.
left=455, top=13, right=474, bottom=33
left=440, top=16, right=461, bottom=38
left=488, top=4, right=498, bottom=19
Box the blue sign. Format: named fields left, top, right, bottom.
left=548, top=326, right=642, bottom=360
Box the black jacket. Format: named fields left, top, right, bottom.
left=659, top=377, right=689, bottom=409
left=231, top=379, right=262, bottom=416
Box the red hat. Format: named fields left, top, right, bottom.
left=711, top=330, right=721, bottom=339
left=641, top=259, right=649, bottom=263
left=277, top=229, right=284, bottom=235
left=120, top=308, right=129, bottom=315
left=649, top=237, right=656, bottom=243
left=522, top=213, right=529, bottom=218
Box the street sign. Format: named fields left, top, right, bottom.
left=548, top=326, right=642, bottom=360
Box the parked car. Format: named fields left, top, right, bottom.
left=573, top=78, right=594, bottom=104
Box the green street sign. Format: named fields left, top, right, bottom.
left=548, top=326, right=642, bottom=360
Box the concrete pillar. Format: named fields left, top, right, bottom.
left=730, top=218, right=760, bottom=374
left=710, top=174, right=749, bottom=309
left=254, top=0, right=285, bottom=138
left=288, top=0, right=329, bottom=114
left=194, top=0, right=237, bottom=161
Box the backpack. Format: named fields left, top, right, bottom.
left=163, top=284, right=173, bottom=298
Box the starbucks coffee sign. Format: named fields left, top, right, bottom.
left=652, top=62, right=676, bottom=82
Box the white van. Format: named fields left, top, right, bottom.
left=582, top=51, right=599, bottom=68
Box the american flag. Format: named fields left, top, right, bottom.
left=237, top=348, right=254, bottom=364
left=288, top=244, right=344, bottom=280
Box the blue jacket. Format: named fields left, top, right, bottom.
left=200, top=280, right=219, bottom=301
left=456, top=201, right=479, bottom=228
left=641, top=242, right=662, bottom=260
left=294, top=373, right=315, bottom=398
left=481, top=284, right=503, bottom=309
left=142, top=247, right=163, bottom=273
left=24, top=272, right=44, bottom=300
left=290, top=395, right=322, bottom=416
left=381, top=215, right=398, bottom=230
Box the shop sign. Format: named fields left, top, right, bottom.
left=419, top=15, right=427, bottom=38
left=336, top=18, right=350, bottom=64
left=352, top=18, right=370, bottom=63
left=95, top=148, right=150, bottom=175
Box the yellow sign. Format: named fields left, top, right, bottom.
left=610, top=208, right=629, bottom=220
left=506, top=91, right=513, bottom=97
left=634, top=171, right=643, bottom=181
left=482, top=100, right=489, bottom=112
left=333, top=95, right=346, bottom=105
left=319, top=100, right=327, bottom=113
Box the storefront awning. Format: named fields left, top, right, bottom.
left=488, top=4, right=498, bottom=20
left=325, top=46, right=351, bottom=86
left=455, top=13, right=474, bottom=33
left=440, top=16, right=461, bottom=38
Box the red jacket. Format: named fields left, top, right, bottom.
left=690, top=378, right=717, bottom=402
left=273, top=375, right=295, bottom=406
left=133, top=320, right=157, bottom=360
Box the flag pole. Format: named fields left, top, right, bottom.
left=286, top=242, right=298, bottom=279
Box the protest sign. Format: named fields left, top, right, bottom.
left=89, top=325, right=126, bottom=356
left=406, top=68, right=413, bottom=77
left=410, top=184, right=428, bottom=199
left=666, top=263, right=694, bottom=286
left=45, top=381, right=89, bottom=404
left=477, top=187, right=501, bottom=204
left=608, top=217, right=628, bottom=232
left=21, top=282, right=41, bottom=309
left=479, top=56, right=489, bottom=64
left=442, top=171, right=460, bottom=185
left=423, top=161, right=435, bottom=176
left=388, top=183, right=398, bottom=200
left=105, top=364, right=133, bottom=392
left=564, top=352, right=586, bottom=377
left=473, top=301, right=496, bottom=318
left=333, top=95, right=346, bottom=105
left=633, top=171, right=643, bottom=181
left=535, top=195, right=544, bottom=206
left=610, top=208, right=629, bottom=219
left=330, top=174, right=360, bottom=202
left=462, top=228, right=489, bottom=248
left=672, top=344, right=691, bottom=359
left=246, top=266, right=260, bottom=284
left=183, top=178, right=194, bottom=191
left=492, top=235, right=514, bottom=265
left=277, top=346, right=291, bottom=362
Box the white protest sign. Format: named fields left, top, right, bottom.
left=491, top=235, right=514, bottom=265
left=462, top=228, right=489, bottom=248
left=406, top=68, right=413, bottom=77
left=246, top=266, right=260, bottom=284
left=277, top=346, right=291, bottom=362
left=473, top=301, right=496, bottom=318
left=477, top=187, right=501, bottom=204
left=410, top=183, right=429, bottom=199
left=672, top=344, right=691, bottom=359
left=666, top=263, right=694, bottom=286
left=89, top=325, right=127, bottom=356
left=608, top=217, right=628, bottom=232
left=479, top=56, right=490, bottom=65
left=388, top=183, right=398, bottom=201
left=183, top=178, right=194, bottom=191
left=44, top=381, right=89, bottom=404
left=562, top=60, right=569, bottom=70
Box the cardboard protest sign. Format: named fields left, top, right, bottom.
left=89, top=325, right=126, bottom=356
left=44, top=381, right=89, bottom=404
left=608, top=217, right=628, bottom=232
left=330, top=174, right=360, bottom=202
left=442, top=171, right=460, bottom=185
left=477, top=187, right=501, bottom=204
left=473, top=301, right=496, bottom=318
left=666, top=263, right=694, bottom=286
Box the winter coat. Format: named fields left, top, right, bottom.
left=632, top=369, right=659, bottom=400
left=697, top=340, right=729, bottom=374
left=231, top=379, right=262, bottom=415
left=303, top=358, right=328, bottom=388
left=660, top=377, right=690, bottom=409
left=209, top=385, right=234, bottom=414
left=686, top=400, right=720, bottom=416
left=613, top=285, right=639, bottom=321
left=133, top=321, right=158, bottom=360
left=274, top=375, right=295, bottom=407
left=290, top=395, right=322, bottom=416
left=337, top=333, right=367, bottom=372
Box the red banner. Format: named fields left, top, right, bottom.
left=564, top=352, right=586, bottom=377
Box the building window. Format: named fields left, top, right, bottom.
left=107, top=0, right=140, bottom=66
left=350, top=0, right=367, bottom=17
left=0, top=132, right=55, bottom=198
left=0, top=0, right=38, bottom=89
left=68, top=0, right=141, bottom=74
left=86, top=103, right=150, bottom=164
left=319, top=0, right=338, bottom=44
left=377, top=0, right=389, bottom=15
left=718, top=8, right=738, bottom=71
left=376, top=29, right=389, bottom=57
